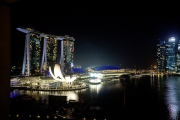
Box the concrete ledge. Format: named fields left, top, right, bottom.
left=11, top=85, right=89, bottom=91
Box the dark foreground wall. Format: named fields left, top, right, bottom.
left=0, top=0, right=15, bottom=119
left=0, top=3, right=10, bottom=120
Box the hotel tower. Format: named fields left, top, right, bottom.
left=17, top=27, right=75, bottom=76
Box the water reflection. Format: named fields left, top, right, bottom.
left=89, top=84, right=102, bottom=94
left=17, top=90, right=79, bottom=102
left=61, top=91, right=79, bottom=101
left=156, top=75, right=164, bottom=98
left=165, top=77, right=180, bottom=120
left=10, top=76, right=180, bottom=119
left=10, top=90, right=20, bottom=98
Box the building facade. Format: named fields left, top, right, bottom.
left=62, top=37, right=74, bottom=75
left=29, top=33, right=41, bottom=74
left=17, top=27, right=75, bottom=76
left=176, top=40, right=180, bottom=73
left=156, top=37, right=180, bottom=74
left=166, top=37, right=176, bottom=73
left=157, top=40, right=166, bottom=73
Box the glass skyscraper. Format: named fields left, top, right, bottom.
left=176, top=39, right=180, bottom=73
left=166, top=37, right=176, bottom=73
left=157, top=40, right=166, bottom=73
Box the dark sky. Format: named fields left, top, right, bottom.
left=11, top=0, right=180, bottom=69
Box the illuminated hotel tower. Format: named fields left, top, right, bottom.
left=61, top=37, right=74, bottom=75
left=17, top=27, right=75, bottom=76
left=40, top=34, right=58, bottom=74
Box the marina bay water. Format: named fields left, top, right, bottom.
left=10, top=75, right=180, bottom=119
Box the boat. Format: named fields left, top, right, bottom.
left=89, top=78, right=101, bottom=84
left=130, top=73, right=142, bottom=78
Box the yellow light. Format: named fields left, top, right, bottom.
left=46, top=115, right=49, bottom=118
left=16, top=114, right=19, bottom=117
left=37, top=115, right=40, bottom=118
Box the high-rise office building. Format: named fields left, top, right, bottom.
left=176, top=39, right=180, bottom=73
left=166, top=37, right=176, bottom=73
left=157, top=40, right=166, bottom=73
left=17, top=27, right=75, bottom=76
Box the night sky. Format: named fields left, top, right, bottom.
left=11, top=0, right=180, bottom=69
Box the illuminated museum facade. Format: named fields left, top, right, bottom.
left=17, top=27, right=75, bottom=76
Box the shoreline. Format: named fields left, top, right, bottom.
left=10, top=85, right=89, bottom=91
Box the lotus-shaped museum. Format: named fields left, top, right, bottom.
left=49, top=64, right=77, bottom=82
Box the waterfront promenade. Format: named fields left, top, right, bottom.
left=10, top=75, right=174, bottom=120
left=11, top=84, right=89, bottom=91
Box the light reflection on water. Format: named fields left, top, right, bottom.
left=164, top=76, right=180, bottom=120
left=89, top=83, right=102, bottom=94
left=10, top=89, right=20, bottom=98
left=13, top=90, right=80, bottom=102
left=10, top=76, right=180, bottom=119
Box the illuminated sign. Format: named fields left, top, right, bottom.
left=169, top=37, right=175, bottom=42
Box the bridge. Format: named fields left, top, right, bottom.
left=102, top=72, right=131, bottom=76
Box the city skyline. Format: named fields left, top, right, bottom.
left=11, top=0, right=180, bottom=69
